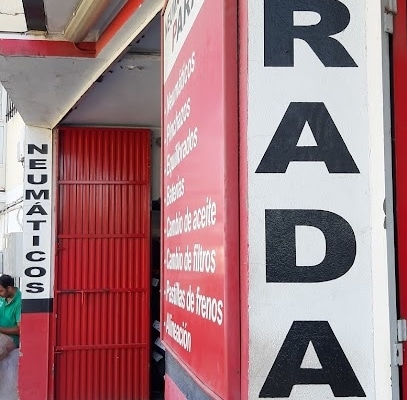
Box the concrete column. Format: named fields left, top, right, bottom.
left=19, top=125, right=53, bottom=400
left=241, top=0, right=398, bottom=398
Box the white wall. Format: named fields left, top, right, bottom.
left=0, top=1, right=26, bottom=32
left=0, top=87, right=7, bottom=191
left=5, top=112, right=24, bottom=193
left=0, top=90, right=25, bottom=277
left=0, top=110, right=24, bottom=242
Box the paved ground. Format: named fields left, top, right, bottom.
left=0, top=348, right=18, bottom=400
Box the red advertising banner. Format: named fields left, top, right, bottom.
left=162, top=0, right=239, bottom=398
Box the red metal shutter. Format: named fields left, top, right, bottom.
left=54, top=127, right=151, bottom=400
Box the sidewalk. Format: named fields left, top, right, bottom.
left=0, top=349, right=18, bottom=400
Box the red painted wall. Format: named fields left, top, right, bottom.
left=165, top=376, right=187, bottom=400
left=161, top=0, right=240, bottom=398
left=393, top=2, right=407, bottom=398
left=19, top=313, right=51, bottom=400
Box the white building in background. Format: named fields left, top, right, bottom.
left=0, top=87, right=25, bottom=277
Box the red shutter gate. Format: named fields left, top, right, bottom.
left=54, top=127, right=151, bottom=400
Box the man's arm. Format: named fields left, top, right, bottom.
left=0, top=323, right=19, bottom=335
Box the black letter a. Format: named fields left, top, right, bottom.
left=259, top=321, right=366, bottom=398
left=256, top=103, right=359, bottom=174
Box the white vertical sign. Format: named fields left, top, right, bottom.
left=22, top=126, right=53, bottom=308
left=246, top=0, right=395, bottom=398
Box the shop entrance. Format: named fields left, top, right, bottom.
left=54, top=127, right=151, bottom=400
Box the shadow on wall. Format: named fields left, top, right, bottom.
left=0, top=348, right=18, bottom=400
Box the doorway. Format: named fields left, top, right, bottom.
left=54, top=127, right=151, bottom=400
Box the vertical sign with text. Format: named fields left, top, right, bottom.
left=22, top=127, right=53, bottom=312
left=245, top=0, right=394, bottom=399
left=162, top=0, right=239, bottom=398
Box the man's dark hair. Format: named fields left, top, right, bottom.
left=0, top=274, right=14, bottom=289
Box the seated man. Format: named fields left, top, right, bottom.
left=0, top=275, right=21, bottom=349
left=0, top=275, right=21, bottom=400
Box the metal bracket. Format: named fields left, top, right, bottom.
left=395, top=343, right=404, bottom=366
left=395, top=319, right=407, bottom=366
left=384, top=0, right=397, bottom=33
left=398, top=319, right=407, bottom=342
left=384, top=13, right=394, bottom=34
left=386, top=0, right=398, bottom=15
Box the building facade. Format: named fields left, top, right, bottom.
left=0, top=0, right=403, bottom=399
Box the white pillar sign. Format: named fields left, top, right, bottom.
left=245, top=0, right=395, bottom=398
left=22, top=126, right=53, bottom=311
